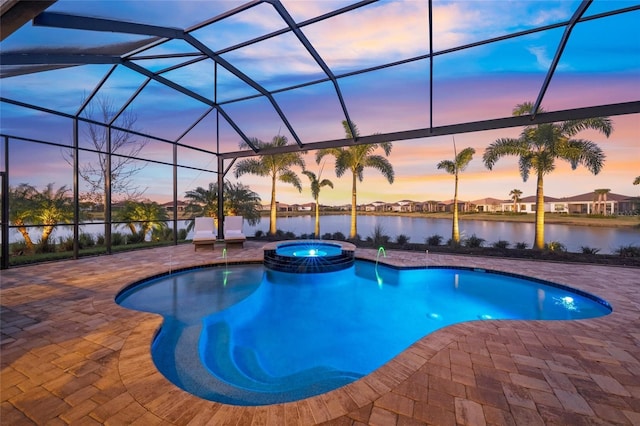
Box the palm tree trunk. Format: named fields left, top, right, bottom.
left=269, top=174, right=277, bottom=235
left=15, top=222, right=34, bottom=250
left=41, top=225, right=54, bottom=246
left=315, top=199, right=320, bottom=237
left=452, top=173, right=460, bottom=244
left=128, top=223, right=137, bottom=235
left=534, top=173, right=545, bottom=250
left=350, top=172, right=357, bottom=239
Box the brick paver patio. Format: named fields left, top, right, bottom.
left=1, top=241, right=639, bottom=425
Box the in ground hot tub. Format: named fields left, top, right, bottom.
left=263, top=240, right=355, bottom=273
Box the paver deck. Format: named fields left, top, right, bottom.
left=1, top=241, right=639, bottom=425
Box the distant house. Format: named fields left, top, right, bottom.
left=438, top=199, right=471, bottom=213
left=414, top=200, right=439, bottom=213
left=161, top=200, right=187, bottom=215
left=500, top=195, right=565, bottom=214
left=497, top=192, right=638, bottom=215
left=561, top=191, right=638, bottom=215
left=363, top=201, right=386, bottom=212
left=471, top=197, right=504, bottom=213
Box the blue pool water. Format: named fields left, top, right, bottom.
left=275, top=241, right=343, bottom=257
left=116, top=261, right=611, bottom=406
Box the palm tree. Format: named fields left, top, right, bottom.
left=8, top=183, right=39, bottom=250
left=33, top=183, right=75, bottom=247
left=634, top=176, right=640, bottom=185
left=316, top=120, right=394, bottom=239
left=302, top=167, right=334, bottom=237
left=184, top=181, right=262, bottom=232
left=184, top=182, right=219, bottom=222
left=234, top=135, right=305, bottom=235
left=437, top=141, right=475, bottom=244
left=221, top=181, right=262, bottom=226
left=509, top=189, right=523, bottom=213
left=483, top=102, right=612, bottom=250
left=114, top=200, right=168, bottom=240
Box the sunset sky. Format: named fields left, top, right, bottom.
left=1, top=0, right=638, bottom=206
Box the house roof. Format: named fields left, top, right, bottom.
left=561, top=191, right=632, bottom=202
left=471, top=197, right=506, bottom=205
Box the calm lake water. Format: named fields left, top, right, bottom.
left=245, top=214, right=640, bottom=255
left=8, top=214, right=639, bottom=255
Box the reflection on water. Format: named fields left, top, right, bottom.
left=8, top=215, right=639, bottom=254
left=245, top=214, right=639, bottom=254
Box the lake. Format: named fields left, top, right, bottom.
left=8, top=214, right=639, bottom=255
left=245, top=214, right=640, bottom=255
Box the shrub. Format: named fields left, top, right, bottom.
left=615, top=244, right=640, bottom=257
left=332, top=231, right=346, bottom=241
left=36, top=239, right=56, bottom=253
left=284, top=231, right=296, bottom=239
left=580, top=246, right=600, bottom=255
left=545, top=241, right=567, bottom=252
left=396, top=234, right=410, bottom=245
left=369, top=224, right=390, bottom=247
left=96, top=234, right=105, bottom=245
left=178, top=229, right=188, bottom=241
left=446, top=238, right=461, bottom=247
left=254, top=230, right=264, bottom=238
left=79, top=232, right=96, bottom=248
left=515, top=242, right=528, bottom=249
left=10, top=242, right=27, bottom=255
left=112, top=232, right=125, bottom=246
left=321, top=232, right=333, bottom=240
left=59, top=236, right=75, bottom=251
left=464, top=234, right=485, bottom=248
left=127, top=232, right=146, bottom=244
left=426, top=234, right=443, bottom=246
left=492, top=240, right=510, bottom=249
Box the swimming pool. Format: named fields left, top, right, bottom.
left=116, top=260, right=611, bottom=406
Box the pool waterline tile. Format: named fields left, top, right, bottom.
left=1, top=241, right=639, bottom=425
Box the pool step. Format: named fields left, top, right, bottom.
left=201, top=320, right=362, bottom=396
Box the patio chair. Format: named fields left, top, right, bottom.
left=224, top=215, right=246, bottom=248
left=192, top=217, right=217, bottom=251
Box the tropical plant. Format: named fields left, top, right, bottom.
left=426, top=234, right=443, bottom=246
left=234, top=135, right=305, bottom=235
left=615, top=244, right=640, bottom=257
left=184, top=182, right=219, bottom=221
left=515, top=241, right=528, bottom=249
left=437, top=140, right=475, bottom=244
left=492, top=240, right=510, bottom=249
left=464, top=234, right=485, bottom=248
left=316, top=120, right=394, bottom=238
left=396, top=234, right=410, bottom=245
left=634, top=176, right=640, bottom=185
left=35, top=183, right=75, bottom=246
left=483, top=102, right=612, bottom=249
left=545, top=241, right=567, bottom=252
left=367, top=224, right=390, bottom=247
left=222, top=181, right=262, bottom=225
left=8, top=183, right=39, bottom=250
left=302, top=167, right=334, bottom=237
left=114, top=200, right=168, bottom=240
left=184, top=181, right=262, bottom=231
left=509, top=189, right=523, bottom=213
left=580, top=246, right=600, bottom=254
